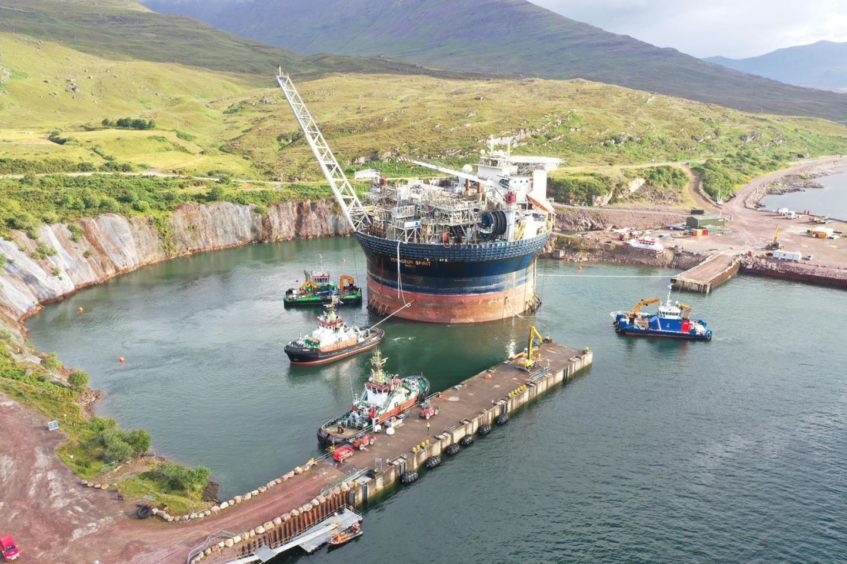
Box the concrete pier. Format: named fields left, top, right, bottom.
left=205, top=342, right=592, bottom=563
left=672, top=252, right=740, bottom=294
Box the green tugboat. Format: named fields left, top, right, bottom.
left=284, top=270, right=363, bottom=307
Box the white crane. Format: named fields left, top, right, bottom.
left=275, top=69, right=369, bottom=231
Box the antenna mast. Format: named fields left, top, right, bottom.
left=275, top=68, right=369, bottom=231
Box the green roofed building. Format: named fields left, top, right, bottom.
left=686, top=214, right=726, bottom=230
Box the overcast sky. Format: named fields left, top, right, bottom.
left=531, top=0, right=847, bottom=58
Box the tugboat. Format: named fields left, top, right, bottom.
left=318, top=351, right=430, bottom=447
left=283, top=270, right=362, bottom=307
left=612, top=287, right=712, bottom=341
left=285, top=297, right=384, bottom=366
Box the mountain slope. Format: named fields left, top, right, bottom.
left=144, top=0, right=847, bottom=122
left=0, top=0, right=454, bottom=80
left=708, top=41, right=847, bottom=91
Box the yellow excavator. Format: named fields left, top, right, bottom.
left=766, top=226, right=781, bottom=250
left=512, top=326, right=552, bottom=372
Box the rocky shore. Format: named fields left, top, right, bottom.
left=0, top=200, right=348, bottom=322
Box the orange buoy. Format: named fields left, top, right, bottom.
left=118, top=356, right=126, bottom=364
left=77, top=306, right=85, bottom=313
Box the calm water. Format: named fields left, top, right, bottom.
left=27, top=239, right=847, bottom=562
left=762, top=170, right=847, bottom=219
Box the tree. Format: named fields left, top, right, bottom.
left=125, top=429, right=151, bottom=455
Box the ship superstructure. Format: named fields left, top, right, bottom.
left=276, top=70, right=560, bottom=323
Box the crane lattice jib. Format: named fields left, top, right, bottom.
left=275, top=71, right=369, bottom=231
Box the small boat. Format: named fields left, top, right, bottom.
left=328, top=522, right=363, bottom=548
left=284, top=270, right=362, bottom=307
left=611, top=287, right=712, bottom=341
left=627, top=237, right=665, bottom=252
left=285, top=297, right=384, bottom=366
left=317, top=351, right=430, bottom=447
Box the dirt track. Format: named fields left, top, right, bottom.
left=0, top=394, right=346, bottom=563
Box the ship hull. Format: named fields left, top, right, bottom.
left=285, top=329, right=385, bottom=366
left=355, top=232, right=547, bottom=324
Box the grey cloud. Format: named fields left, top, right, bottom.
left=530, top=0, right=847, bottom=58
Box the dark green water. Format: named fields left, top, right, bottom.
left=27, top=239, right=847, bottom=562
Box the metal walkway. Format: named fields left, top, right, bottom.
left=227, top=508, right=362, bottom=563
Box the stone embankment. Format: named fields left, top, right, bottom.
left=0, top=200, right=348, bottom=321
left=555, top=205, right=686, bottom=232
left=741, top=257, right=847, bottom=289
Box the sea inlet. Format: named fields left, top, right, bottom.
left=27, top=237, right=847, bottom=562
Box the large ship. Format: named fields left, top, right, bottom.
left=277, top=71, right=560, bottom=324
left=317, top=350, right=430, bottom=446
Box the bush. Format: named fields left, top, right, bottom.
left=42, top=353, right=62, bottom=370
left=89, top=418, right=151, bottom=464
left=68, top=224, right=84, bottom=242
left=148, top=462, right=211, bottom=492
left=68, top=370, right=89, bottom=390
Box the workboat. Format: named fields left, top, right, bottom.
left=283, top=270, right=362, bottom=307
left=328, top=523, right=363, bottom=548
left=317, top=351, right=430, bottom=446
left=611, top=288, right=712, bottom=341
left=285, top=298, right=384, bottom=366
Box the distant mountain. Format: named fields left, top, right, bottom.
left=707, top=41, right=847, bottom=91
left=143, top=0, right=847, bottom=122
left=0, top=0, right=454, bottom=81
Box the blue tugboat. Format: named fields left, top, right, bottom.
left=612, top=287, right=712, bottom=341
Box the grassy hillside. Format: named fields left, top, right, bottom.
left=145, top=0, right=847, bottom=122
left=2, top=32, right=846, bottom=187
left=0, top=0, right=451, bottom=81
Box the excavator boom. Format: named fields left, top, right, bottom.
left=630, top=297, right=660, bottom=316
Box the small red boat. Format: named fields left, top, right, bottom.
left=328, top=522, right=363, bottom=548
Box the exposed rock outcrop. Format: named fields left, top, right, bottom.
left=0, top=200, right=348, bottom=320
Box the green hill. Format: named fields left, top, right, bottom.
left=0, top=0, right=451, bottom=80
left=144, top=0, right=847, bottom=122
left=708, top=41, right=847, bottom=92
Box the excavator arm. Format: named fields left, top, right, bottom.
left=513, top=326, right=551, bottom=371
left=339, top=274, right=355, bottom=289
left=630, top=297, right=660, bottom=316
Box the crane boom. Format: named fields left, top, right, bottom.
left=275, top=69, right=369, bottom=231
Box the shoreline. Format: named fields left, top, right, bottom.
left=2, top=156, right=846, bottom=561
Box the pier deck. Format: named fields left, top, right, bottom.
left=672, top=252, right=740, bottom=294
left=200, top=342, right=592, bottom=564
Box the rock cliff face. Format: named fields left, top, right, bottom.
left=0, top=201, right=348, bottom=320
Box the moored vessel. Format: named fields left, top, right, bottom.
left=328, top=522, right=363, bottom=548
left=283, top=270, right=362, bottom=307
left=612, top=288, right=712, bottom=341
left=285, top=298, right=384, bottom=366
left=277, top=71, right=559, bottom=323
left=317, top=351, right=430, bottom=446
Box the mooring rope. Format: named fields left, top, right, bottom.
left=370, top=301, right=414, bottom=329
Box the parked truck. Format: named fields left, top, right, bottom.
left=772, top=250, right=802, bottom=262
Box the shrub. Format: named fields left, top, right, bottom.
left=68, top=370, right=89, bottom=390
left=68, top=224, right=84, bottom=242
left=42, top=352, right=62, bottom=370
left=148, top=462, right=211, bottom=492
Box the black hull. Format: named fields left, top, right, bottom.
left=285, top=328, right=384, bottom=366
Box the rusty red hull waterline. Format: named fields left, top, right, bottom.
left=356, top=232, right=546, bottom=324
